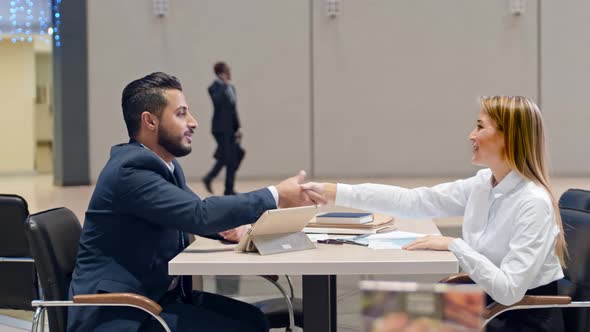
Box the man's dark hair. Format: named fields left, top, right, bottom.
left=213, top=62, right=228, bottom=76
left=121, top=72, right=182, bottom=138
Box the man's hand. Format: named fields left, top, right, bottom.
left=402, top=235, right=455, bottom=251
left=276, top=171, right=327, bottom=208
left=219, top=224, right=251, bottom=243
left=300, top=182, right=337, bottom=204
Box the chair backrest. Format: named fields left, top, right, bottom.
left=559, top=189, right=590, bottom=332
left=0, top=194, right=37, bottom=310
left=24, top=207, right=82, bottom=332
left=559, top=189, right=590, bottom=286
left=560, top=189, right=590, bottom=211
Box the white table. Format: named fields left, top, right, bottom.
left=169, top=218, right=458, bottom=331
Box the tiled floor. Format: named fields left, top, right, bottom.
left=1, top=174, right=589, bottom=331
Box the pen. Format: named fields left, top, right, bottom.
left=317, top=238, right=368, bottom=246
left=317, top=239, right=344, bottom=245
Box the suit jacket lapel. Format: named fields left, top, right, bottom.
left=170, top=161, right=191, bottom=247
left=171, top=161, right=183, bottom=188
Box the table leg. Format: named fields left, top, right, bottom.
left=303, top=275, right=337, bottom=332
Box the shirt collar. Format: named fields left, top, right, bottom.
left=490, top=170, right=524, bottom=196
left=139, top=143, right=175, bottom=173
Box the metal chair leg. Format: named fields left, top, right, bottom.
left=285, top=275, right=295, bottom=300
left=39, top=307, right=45, bottom=332
left=261, top=276, right=295, bottom=330
left=31, top=306, right=42, bottom=332
left=35, top=272, right=45, bottom=332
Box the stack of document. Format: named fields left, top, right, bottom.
left=304, top=213, right=395, bottom=235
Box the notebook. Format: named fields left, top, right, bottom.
left=304, top=213, right=395, bottom=235
left=360, top=281, right=485, bottom=332
left=316, top=212, right=373, bottom=224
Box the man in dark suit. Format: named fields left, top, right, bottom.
left=67, top=72, right=321, bottom=332
left=202, top=62, right=243, bottom=195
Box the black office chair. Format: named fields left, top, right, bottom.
left=559, top=188, right=590, bottom=211
left=0, top=194, right=40, bottom=313
left=558, top=188, right=590, bottom=332
left=24, top=207, right=171, bottom=332
left=441, top=188, right=590, bottom=329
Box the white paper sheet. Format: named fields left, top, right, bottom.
left=307, top=233, right=330, bottom=242
left=366, top=231, right=439, bottom=249
left=307, top=234, right=359, bottom=242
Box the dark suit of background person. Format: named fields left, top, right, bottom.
left=67, top=72, right=316, bottom=332
left=203, top=62, right=243, bottom=196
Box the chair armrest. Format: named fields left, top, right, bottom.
left=256, top=275, right=296, bottom=329
left=260, top=275, right=296, bottom=300
left=73, top=293, right=163, bottom=316
left=439, top=273, right=473, bottom=284
left=484, top=295, right=571, bottom=319
left=259, top=275, right=279, bottom=282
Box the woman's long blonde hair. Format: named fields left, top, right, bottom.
left=481, top=96, right=567, bottom=267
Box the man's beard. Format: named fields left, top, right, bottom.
left=158, top=124, right=192, bottom=158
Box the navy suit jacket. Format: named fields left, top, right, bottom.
left=67, top=141, right=275, bottom=332
left=208, top=80, right=240, bottom=134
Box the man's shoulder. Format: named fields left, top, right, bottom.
left=91, top=143, right=175, bottom=208
left=111, top=142, right=155, bottom=162
left=208, top=80, right=221, bottom=90
left=105, top=143, right=165, bottom=176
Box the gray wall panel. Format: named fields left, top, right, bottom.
left=541, top=1, right=590, bottom=176
left=312, top=0, right=538, bottom=177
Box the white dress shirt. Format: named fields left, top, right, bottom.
left=335, top=168, right=564, bottom=305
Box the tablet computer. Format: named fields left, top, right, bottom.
left=235, top=205, right=320, bottom=254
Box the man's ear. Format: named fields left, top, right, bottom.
left=141, top=112, right=158, bottom=131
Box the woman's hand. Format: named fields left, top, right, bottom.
left=300, top=182, right=337, bottom=204
left=402, top=235, right=455, bottom=251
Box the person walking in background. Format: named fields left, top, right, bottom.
left=202, top=61, right=244, bottom=196
left=202, top=61, right=245, bottom=295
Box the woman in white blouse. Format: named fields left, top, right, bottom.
left=302, top=96, right=566, bottom=332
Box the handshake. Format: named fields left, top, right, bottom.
left=274, top=170, right=337, bottom=208
left=219, top=170, right=335, bottom=242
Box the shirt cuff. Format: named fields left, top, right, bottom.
left=448, top=238, right=468, bottom=255
left=448, top=238, right=476, bottom=273
left=267, top=186, right=279, bottom=207
left=335, top=183, right=353, bottom=207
